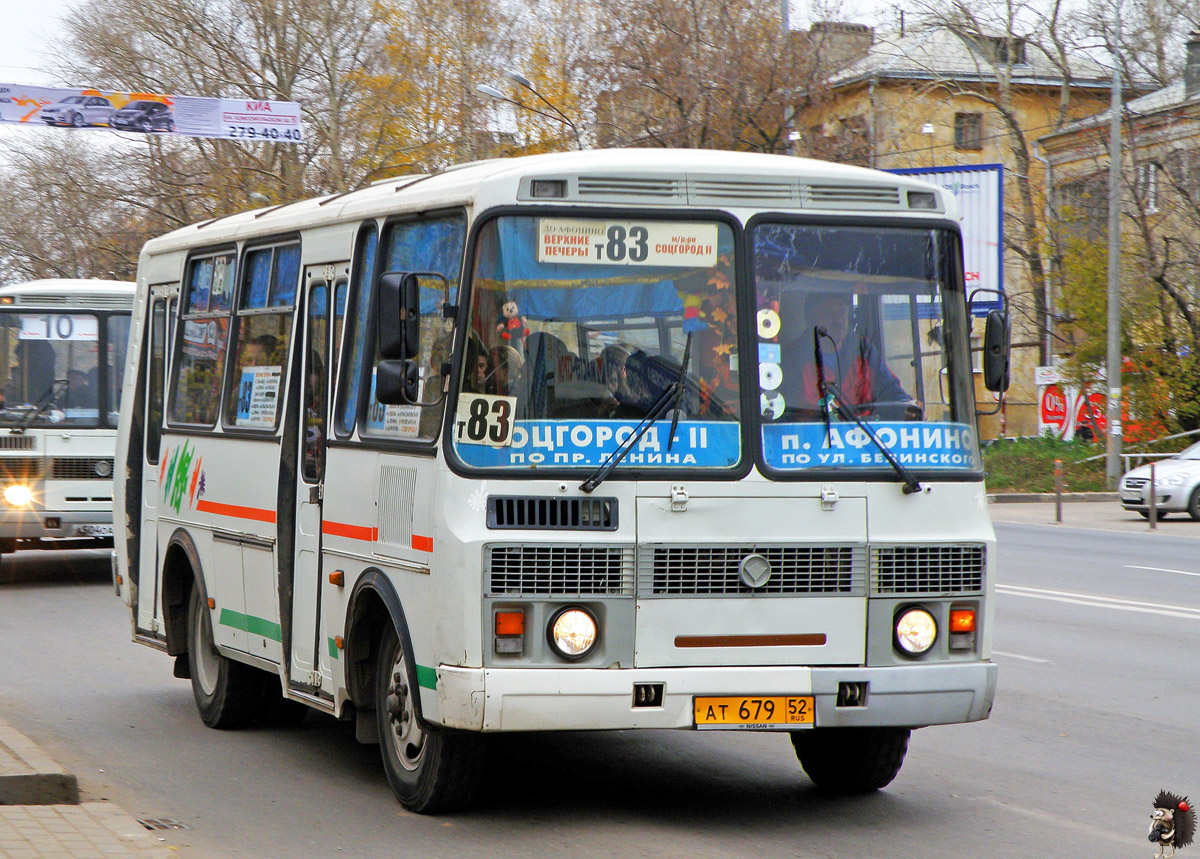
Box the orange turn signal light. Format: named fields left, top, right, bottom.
left=207, top=597, right=216, bottom=610
left=329, top=570, right=345, bottom=587
left=495, top=610, right=525, bottom=636
left=949, top=608, right=976, bottom=633
left=334, top=635, right=344, bottom=650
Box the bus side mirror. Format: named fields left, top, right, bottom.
left=378, top=272, right=420, bottom=361
left=981, top=309, right=1010, bottom=393
left=377, top=359, right=419, bottom=404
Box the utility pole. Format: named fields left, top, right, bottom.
left=782, top=0, right=797, bottom=156
left=1105, top=3, right=1123, bottom=487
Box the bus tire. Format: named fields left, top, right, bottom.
left=186, top=586, right=264, bottom=729
left=375, top=624, right=484, bottom=813
left=790, top=726, right=910, bottom=793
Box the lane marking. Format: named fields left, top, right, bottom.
left=997, top=584, right=1200, bottom=620
left=992, top=650, right=1051, bottom=663
left=1126, top=564, right=1200, bottom=578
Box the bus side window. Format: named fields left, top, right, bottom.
left=336, top=226, right=378, bottom=437
left=222, top=243, right=299, bottom=431
left=169, top=252, right=234, bottom=426
left=361, top=213, right=464, bottom=442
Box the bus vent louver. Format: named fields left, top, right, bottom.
left=688, top=178, right=800, bottom=205
left=576, top=176, right=687, bottom=202
left=14, top=293, right=133, bottom=310
left=870, top=544, right=986, bottom=595
left=50, top=458, right=114, bottom=480
left=0, top=436, right=35, bottom=451
left=486, top=544, right=635, bottom=596
left=487, top=496, right=617, bottom=531
left=0, top=457, right=43, bottom=480
left=638, top=545, right=865, bottom=596
left=801, top=183, right=902, bottom=209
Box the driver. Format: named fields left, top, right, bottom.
left=782, top=292, right=911, bottom=414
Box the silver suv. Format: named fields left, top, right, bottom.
left=40, top=95, right=115, bottom=128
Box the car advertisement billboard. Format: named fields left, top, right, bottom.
left=0, top=82, right=303, bottom=143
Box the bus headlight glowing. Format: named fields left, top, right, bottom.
left=895, top=607, right=937, bottom=655
left=4, top=485, right=33, bottom=507
left=547, top=607, right=598, bottom=660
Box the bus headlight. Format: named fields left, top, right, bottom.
left=547, top=607, right=598, bottom=660
left=895, top=607, right=937, bottom=656
left=3, top=484, right=32, bottom=507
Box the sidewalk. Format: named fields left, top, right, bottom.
left=988, top=492, right=1200, bottom=536
left=0, top=719, right=172, bottom=858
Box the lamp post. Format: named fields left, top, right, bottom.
left=476, top=72, right=582, bottom=150
left=1105, top=4, right=1123, bottom=487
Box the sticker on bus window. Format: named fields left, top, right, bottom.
left=19, top=314, right=99, bottom=341
left=234, top=365, right=281, bottom=427
left=537, top=218, right=718, bottom=267
left=454, top=394, right=517, bottom=447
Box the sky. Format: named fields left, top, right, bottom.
left=0, top=0, right=75, bottom=86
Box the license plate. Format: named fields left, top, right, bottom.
left=75, top=524, right=113, bottom=537
left=1121, top=492, right=1142, bottom=503
left=693, top=696, right=814, bottom=730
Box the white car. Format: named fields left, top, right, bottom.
left=1119, top=441, right=1200, bottom=519
left=40, top=95, right=115, bottom=128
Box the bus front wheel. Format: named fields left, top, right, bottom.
left=375, top=624, right=484, bottom=813
left=186, top=586, right=264, bottom=729
left=790, top=726, right=910, bottom=793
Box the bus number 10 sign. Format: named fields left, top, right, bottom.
left=19, top=314, right=98, bottom=341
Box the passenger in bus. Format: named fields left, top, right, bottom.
left=488, top=345, right=524, bottom=396
left=9, top=340, right=56, bottom=405
left=781, top=292, right=915, bottom=418
left=66, top=369, right=97, bottom=410
left=597, top=345, right=645, bottom=419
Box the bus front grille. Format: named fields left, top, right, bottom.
left=870, top=544, right=986, bottom=595
left=638, top=545, right=865, bottom=596
left=0, top=436, right=35, bottom=451
left=50, top=458, right=115, bottom=480
left=0, top=456, right=44, bottom=480
left=486, top=545, right=635, bottom=596
left=487, top=496, right=617, bottom=530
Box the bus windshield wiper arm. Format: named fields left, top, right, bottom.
left=820, top=377, right=921, bottom=495
left=580, top=334, right=693, bottom=493
left=12, top=379, right=66, bottom=434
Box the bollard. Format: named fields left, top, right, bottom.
left=1150, top=460, right=1157, bottom=530
left=1054, top=459, right=1063, bottom=523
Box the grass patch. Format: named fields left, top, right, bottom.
left=982, top=433, right=1200, bottom=493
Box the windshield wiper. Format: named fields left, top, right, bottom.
left=580, top=334, right=693, bottom=493
left=11, top=379, right=67, bottom=434
left=813, top=328, right=920, bottom=495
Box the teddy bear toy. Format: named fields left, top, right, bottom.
left=497, top=299, right=530, bottom=347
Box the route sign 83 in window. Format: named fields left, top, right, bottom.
left=455, top=394, right=517, bottom=446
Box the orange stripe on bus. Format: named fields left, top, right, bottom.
left=194, top=499, right=277, bottom=523
left=322, top=520, right=378, bottom=542
left=411, top=535, right=433, bottom=552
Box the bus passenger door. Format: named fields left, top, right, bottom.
left=289, top=269, right=344, bottom=691
left=138, top=287, right=174, bottom=636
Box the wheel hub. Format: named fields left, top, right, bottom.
left=384, top=656, right=425, bottom=771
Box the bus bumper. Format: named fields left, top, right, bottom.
left=435, top=661, right=997, bottom=732
left=0, top=509, right=114, bottom=543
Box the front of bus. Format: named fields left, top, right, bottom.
left=0, top=285, right=131, bottom=553
left=438, top=158, right=995, bottom=785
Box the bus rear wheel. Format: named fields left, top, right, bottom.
left=790, top=726, right=910, bottom=793
left=375, top=624, right=484, bottom=813
left=186, top=586, right=264, bottom=729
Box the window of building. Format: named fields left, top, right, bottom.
left=954, top=113, right=983, bottom=150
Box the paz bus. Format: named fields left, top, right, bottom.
left=0, top=279, right=133, bottom=557
left=114, top=149, right=1009, bottom=813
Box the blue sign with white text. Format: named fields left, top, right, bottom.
left=761, top=421, right=981, bottom=471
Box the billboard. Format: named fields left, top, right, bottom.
left=0, top=82, right=303, bottom=143
left=887, top=164, right=1003, bottom=315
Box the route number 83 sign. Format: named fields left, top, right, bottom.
left=454, top=394, right=517, bottom=447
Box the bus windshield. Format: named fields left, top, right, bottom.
left=752, top=222, right=981, bottom=476
left=454, top=214, right=742, bottom=471
left=0, top=311, right=124, bottom=428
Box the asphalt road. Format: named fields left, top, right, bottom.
left=0, top=509, right=1196, bottom=858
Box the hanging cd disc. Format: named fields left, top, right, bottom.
left=760, top=392, right=785, bottom=419
left=759, top=362, right=782, bottom=391
left=756, top=308, right=781, bottom=339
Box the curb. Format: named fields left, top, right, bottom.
left=988, top=492, right=1118, bottom=503
left=0, top=723, right=79, bottom=805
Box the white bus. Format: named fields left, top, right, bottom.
left=0, top=279, right=133, bottom=557
left=115, top=150, right=1009, bottom=813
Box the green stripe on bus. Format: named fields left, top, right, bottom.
left=218, top=609, right=282, bottom=642
left=327, top=637, right=340, bottom=659
left=416, top=665, right=437, bottom=690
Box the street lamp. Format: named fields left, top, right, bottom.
left=475, top=71, right=583, bottom=150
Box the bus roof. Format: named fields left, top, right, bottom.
left=141, top=149, right=954, bottom=255
left=0, top=279, right=135, bottom=310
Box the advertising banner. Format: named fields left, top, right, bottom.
left=0, top=82, right=303, bottom=143
left=887, top=164, right=1003, bottom=314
